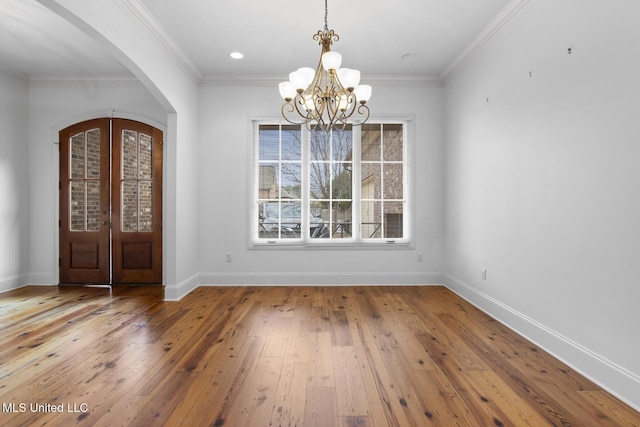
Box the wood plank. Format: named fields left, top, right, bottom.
left=308, top=332, right=334, bottom=387
left=0, top=285, right=638, bottom=427
left=333, top=345, right=370, bottom=416
left=268, top=362, right=308, bottom=427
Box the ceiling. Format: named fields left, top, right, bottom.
left=0, top=0, right=512, bottom=82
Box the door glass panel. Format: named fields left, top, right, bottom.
left=122, top=181, right=138, bottom=232
left=121, top=129, right=154, bottom=232
left=70, top=181, right=85, bottom=231
left=122, top=130, right=138, bottom=179
left=86, top=129, right=101, bottom=179
left=139, top=133, right=153, bottom=179
left=69, top=128, right=101, bottom=232
left=70, top=133, right=85, bottom=179
left=139, top=181, right=153, bottom=232
left=86, top=181, right=101, bottom=231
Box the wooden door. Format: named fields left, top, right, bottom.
left=59, top=118, right=163, bottom=285
left=111, top=119, right=162, bottom=284
left=60, top=119, right=111, bottom=284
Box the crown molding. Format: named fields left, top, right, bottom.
left=440, top=0, right=531, bottom=86
left=119, top=0, right=202, bottom=85
left=200, top=74, right=442, bottom=88
left=28, top=74, right=141, bottom=87
left=0, top=64, right=29, bottom=84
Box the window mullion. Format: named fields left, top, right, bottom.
left=301, top=126, right=310, bottom=242
left=352, top=125, right=361, bottom=243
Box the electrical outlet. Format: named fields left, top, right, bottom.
left=481, top=268, right=487, bottom=280
left=417, top=253, right=423, bottom=262
left=225, top=253, right=232, bottom=263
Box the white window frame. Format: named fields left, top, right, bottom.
left=250, top=119, right=411, bottom=248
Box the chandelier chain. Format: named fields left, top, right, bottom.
left=324, top=0, right=329, bottom=32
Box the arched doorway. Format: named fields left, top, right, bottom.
left=59, top=118, right=163, bottom=284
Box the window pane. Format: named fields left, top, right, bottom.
left=259, top=163, right=279, bottom=199
left=310, top=200, right=329, bottom=239
left=332, top=163, right=352, bottom=200
left=383, top=124, right=403, bottom=161
left=310, top=162, right=330, bottom=200
left=361, top=124, right=381, bottom=161
left=330, top=201, right=352, bottom=239
left=332, top=127, right=352, bottom=161
left=361, top=163, right=380, bottom=199
left=258, top=201, right=302, bottom=239
left=310, top=200, right=328, bottom=219
left=281, top=125, right=301, bottom=160
left=384, top=202, right=403, bottom=238
left=361, top=201, right=381, bottom=238
left=310, top=130, right=330, bottom=161
left=280, top=201, right=302, bottom=238
left=259, top=125, right=280, bottom=160
left=281, top=163, right=301, bottom=199
left=383, top=164, right=403, bottom=199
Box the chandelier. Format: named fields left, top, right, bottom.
left=278, top=0, right=372, bottom=131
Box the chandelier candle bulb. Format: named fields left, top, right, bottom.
left=337, top=68, right=361, bottom=90
left=279, top=81, right=296, bottom=101
left=354, top=84, right=372, bottom=103
left=322, top=51, right=342, bottom=71
left=289, top=70, right=308, bottom=92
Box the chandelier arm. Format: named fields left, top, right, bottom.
left=292, top=96, right=316, bottom=122
left=281, top=102, right=310, bottom=126
left=355, top=104, right=370, bottom=125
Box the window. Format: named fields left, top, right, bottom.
left=253, top=121, right=408, bottom=245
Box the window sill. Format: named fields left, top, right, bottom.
left=249, top=240, right=413, bottom=250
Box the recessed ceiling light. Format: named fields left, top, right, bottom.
left=230, top=52, right=244, bottom=60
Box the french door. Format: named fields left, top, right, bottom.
left=59, top=118, right=163, bottom=284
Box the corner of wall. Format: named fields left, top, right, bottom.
left=163, top=272, right=199, bottom=301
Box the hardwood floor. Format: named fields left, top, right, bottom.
left=0, top=285, right=638, bottom=427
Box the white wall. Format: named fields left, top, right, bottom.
left=27, top=79, right=167, bottom=285
left=197, top=82, right=445, bottom=286
left=0, top=72, right=29, bottom=292
left=444, top=0, right=640, bottom=410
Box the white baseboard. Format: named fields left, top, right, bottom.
left=28, top=272, right=57, bottom=286
left=198, top=271, right=443, bottom=287
left=443, top=273, right=640, bottom=412
left=166, top=271, right=443, bottom=301
left=163, top=272, right=199, bottom=301
left=0, top=274, right=27, bottom=294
